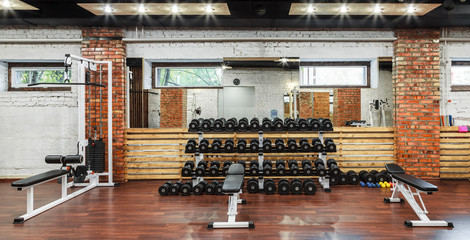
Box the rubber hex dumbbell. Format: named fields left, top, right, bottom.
left=284, top=118, right=297, bottom=131
left=262, top=138, right=272, bottom=152
left=247, top=178, right=259, bottom=193
left=213, top=118, right=226, bottom=131
left=238, top=117, right=249, bottom=131
left=250, top=117, right=260, bottom=130
left=264, top=178, right=276, bottom=195
left=201, top=118, right=214, bottom=132
left=288, top=160, right=300, bottom=176
left=262, top=117, right=273, bottom=131
left=291, top=178, right=303, bottom=195
left=158, top=181, right=173, bottom=196
left=347, top=170, right=360, bottom=185
left=193, top=180, right=208, bottom=195
left=199, top=139, right=210, bottom=153
left=302, top=160, right=314, bottom=176
left=209, top=161, right=221, bottom=176
left=312, top=138, right=324, bottom=152
left=329, top=175, right=339, bottom=186
left=287, top=138, right=298, bottom=152
left=249, top=139, right=260, bottom=152
left=324, top=138, right=336, bottom=152
left=205, top=180, right=219, bottom=195
left=180, top=181, right=193, bottom=196
left=185, top=139, right=197, bottom=153
left=380, top=170, right=392, bottom=182
left=278, top=178, right=291, bottom=195
left=309, top=118, right=321, bottom=131
left=299, top=138, right=311, bottom=152
left=211, top=139, right=223, bottom=153
left=296, top=118, right=308, bottom=131
left=314, top=159, right=327, bottom=177
left=224, top=139, right=235, bottom=153
left=215, top=181, right=224, bottom=195
left=195, top=160, right=207, bottom=176
left=275, top=138, right=285, bottom=152
left=359, top=170, right=375, bottom=183
left=263, top=160, right=273, bottom=176
left=249, top=160, right=259, bottom=176
left=322, top=118, right=333, bottom=131
left=169, top=181, right=183, bottom=195
left=326, top=159, right=341, bottom=176
left=370, top=170, right=387, bottom=183
left=236, top=139, right=248, bottom=153
left=303, top=179, right=317, bottom=195
left=222, top=161, right=232, bottom=176
left=225, top=118, right=238, bottom=131
left=273, top=117, right=284, bottom=131
left=188, top=119, right=201, bottom=131
left=181, top=161, right=195, bottom=177
left=276, top=160, right=287, bottom=176
left=338, top=172, right=348, bottom=185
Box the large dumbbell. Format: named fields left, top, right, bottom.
left=158, top=181, right=172, bottom=196
left=359, top=170, right=375, bottom=183
left=322, top=118, right=333, bottom=131
left=205, top=180, right=219, bottom=195
left=249, top=160, right=259, bottom=176
left=338, top=172, right=348, bottom=185
left=302, top=160, right=314, bottom=176
left=288, top=160, right=300, bottom=176
left=188, top=119, right=202, bottom=131
left=284, top=118, right=297, bottom=131
left=347, top=170, right=360, bottom=185
left=199, top=139, right=210, bottom=153
left=185, top=139, right=197, bottom=153
left=314, top=159, right=327, bottom=177
left=263, top=160, right=273, bottom=176
left=195, top=160, right=207, bottom=176
left=264, top=178, right=276, bottom=195
left=380, top=170, right=392, bottom=182
left=247, top=178, right=259, bottom=193
left=193, top=180, right=208, bottom=195
left=169, top=181, right=183, bottom=195
left=181, top=161, right=195, bottom=177
left=209, top=161, right=221, bottom=176
left=370, top=170, right=387, bottom=183
left=250, top=118, right=260, bottom=130
left=180, top=181, right=193, bottom=196
left=308, top=118, right=321, bottom=131
left=324, top=138, right=336, bottom=152
left=201, top=118, right=214, bottom=131
left=326, top=159, right=341, bottom=176
left=236, top=139, right=248, bottom=152
left=312, top=138, right=324, bottom=152
left=291, top=178, right=303, bottom=195
left=303, top=179, right=317, bottom=195
left=222, top=161, right=232, bottom=175
left=238, top=117, right=249, bottom=131
left=329, top=175, right=339, bottom=186
left=262, top=117, right=273, bottom=130
left=211, top=139, right=223, bottom=153
left=262, top=138, right=272, bottom=152
left=275, top=138, right=285, bottom=152
left=224, top=139, right=235, bottom=153
left=287, top=138, right=298, bottom=152
left=296, top=118, right=308, bottom=131
left=216, top=181, right=224, bottom=195
left=225, top=118, right=238, bottom=131
left=278, top=178, right=291, bottom=195
left=299, top=138, right=311, bottom=152
left=276, top=160, right=287, bottom=175
left=249, top=139, right=260, bottom=152
left=273, top=117, right=284, bottom=131
left=213, top=118, right=226, bottom=131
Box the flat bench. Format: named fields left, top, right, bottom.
left=12, top=170, right=70, bottom=189
left=384, top=164, right=453, bottom=228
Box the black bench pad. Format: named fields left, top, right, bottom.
left=228, top=164, right=245, bottom=175
left=222, top=175, right=244, bottom=193
left=11, top=169, right=70, bottom=188
left=386, top=164, right=406, bottom=174
left=393, top=173, right=438, bottom=192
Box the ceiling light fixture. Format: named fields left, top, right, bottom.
left=281, top=58, right=288, bottom=63
left=138, top=4, right=146, bottom=14
left=2, top=0, right=10, bottom=8
left=104, top=4, right=112, bottom=14
left=373, top=4, right=382, bottom=14
left=407, top=5, right=415, bottom=14
left=205, top=4, right=213, bottom=13
left=307, top=5, right=315, bottom=13
left=340, top=5, right=348, bottom=13
left=171, top=4, right=179, bottom=13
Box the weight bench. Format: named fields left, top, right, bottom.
left=208, top=164, right=254, bottom=229
left=384, top=164, right=453, bottom=228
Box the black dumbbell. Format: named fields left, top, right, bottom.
left=264, top=178, right=276, bottom=195
left=238, top=117, right=249, bottom=131
left=275, top=138, right=285, bottom=152
left=287, top=138, right=298, bottom=152
left=211, top=139, right=223, bottom=153
left=250, top=118, right=260, bottom=130
left=312, top=138, right=324, bottom=152
left=195, top=161, right=207, bottom=176
left=205, top=180, right=219, bottom=195
left=338, top=172, right=348, bottom=185
left=296, top=118, right=308, bottom=131
left=273, top=117, right=284, bottom=131
left=237, top=139, right=248, bottom=152
left=185, top=139, right=197, bottom=153
left=249, top=139, right=260, bottom=152
left=303, top=179, right=317, bottom=195
left=222, top=161, right=232, bottom=176
left=181, top=161, right=195, bottom=177
left=225, top=118, right=238, bottom=131
left=299, top=138, right=311, bottom=152
left=284, top=118, right=297, bottom=131
left=370, top=170, right=387, bottom=183
left=158, top=181, right=172, bottom=196
left=224, top=139, right=235, bottom=153
left=213, top=118, right=226, bottom=131
left=247, top=178, right=259, bottom=193
left=276, top=160, right=286, bottom=176
left=188, top=119, right=201, bottom=131
left=309, top=118, right=321, bottom=131
left=209, top=161, right=221, bottom=176
left=193, top=180, right=208, bottom=195
left=262, top=138, right=272, bottom=152
left=278, top=178, right=291, bottom=195
left=291, top=178, right=303, bottom=195
left=322, top=118, right=333, bottom=131
left=199, top=139, right=210, bottom=153
left=347, top=170, right=360, bottom=185
left=263, top=160, right=273, bottom=176
left=302, top=160, right=314, bottom=176
left=169, top=181, right=183, bottom=195
left=359, top=170, right=375, bottom=183
left=180, top=181, right=192, bottom=196
left=314, top=159, right=327, bottom=177
left=327, top=159, right=341, bottom=176
left=329, top=175, right=339, bottom=186
left=249, top=160, right=259, bottom=175
left=380, top=170, right=392, bottom=182
left=216, top=181, right=224, bottom=195
left=201, top=118, right=214, bottom=131
left=288, top=160, right=300, bottom=176
left=324, top=138, right=336, bottom=152
left=262, top=117, right=273, bottom=130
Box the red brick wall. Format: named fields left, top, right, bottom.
left=299, top=92, right=313, bottom=118
left=314, top=92, right=330, bottom=118
left=82, top=27, right=127, bottom=183
left=393, top=29, right=441, bottom=178
left=333, top=89, right=361, bottom=127
left=160, top=89, right=186, bottom=128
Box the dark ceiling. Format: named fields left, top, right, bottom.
left=1, top=0, right=470, bottom=29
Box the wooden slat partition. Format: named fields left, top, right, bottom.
left=125, top=127, right=396, bottom=180
left=439, top=126, right=470, bottom=179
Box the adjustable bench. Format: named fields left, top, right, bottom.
left=384, top=164, right=453, bottom=228
left=208, top=164, right=254, bottom=229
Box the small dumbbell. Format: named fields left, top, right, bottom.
left=312, top=138, right=324, bottom=152
left=169, top=181, right=183, bottom=195
left=249, top=160, right=259, bottom=176
left=302, top=160, right=314, bottom=176
left=262, top=117, right=272, bottom=130
left=314, top=158, right=327, bottom=177
left=247, top=178, right=259, bottom=193
left=296, top=118, right=308, bottom=131
left=158, top=181, right=172, bottom=196
left=275, top=138, right=285, bottom=152
left=322, top=118, right=333, bottom=131
left=303, top=179, right=317, bottom=195
left=347, top=170, right=360, bottom=185
left=213, top=118, right=226, bottom=131
left=276, top=160, right=286, bottom=176
left=195, top=160, right=207, bottom=176
left=238, top=117, right=249, bottom=131
left=211, top=139, right=223, bottom=153
left=309, top=118, right=321, bottom=131
left=185, top=139, right=197, bottom=153
left=263, top=160, right=273, bottom=176
left=264, top=178, right=276, bottom=195
left=299, top=138, right=311, bottom=152
left=237, top=139, right=248, bottom=152
left=225, top=118, right=238, bottom=131
left=288, top=160, right=300, bottom=176
left=250, top=117, right=260, bottom=130
left=291, top=178, right=303, bottom=195
left=249, top=139, right=260, bottom=152
left=199, top=139, right=210, bottom=153
left=262, top=138, right=272, bottom=152
left=181, top=161, right=195, bottom=177
left=188, top=119, right=200, bottom=131
left=224, top=139, right=235, bottom=153
left=209, top=161, right=221, bottom=176
left=326, top=159, right=341, bottom=176
left=324, top=138, right=336, bottom=152
left=287, top=138, right=297, bottom=152
left=273, top=117, right=284, bottom=131
left=193, top=180, right=208, bottom=195
left=284, top=118, right=297, bottom=131
left=201, top=118, right=214, bottom=131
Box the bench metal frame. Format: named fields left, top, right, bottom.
left=208, top=190, right=254, bottom=229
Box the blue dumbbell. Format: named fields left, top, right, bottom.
left=360, top=181, right=365, bottom=187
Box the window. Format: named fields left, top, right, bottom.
left=300, top=62, right=370, bottom=88
left=8, top=63, right=70, bottom=91
left=153, top=63, right=222, bottom=88
left=451, top=61, right=470, bottom=91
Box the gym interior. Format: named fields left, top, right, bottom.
left=1, top=1, right=470, bottom=239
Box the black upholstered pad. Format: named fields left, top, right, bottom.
left=222, top=175, right=244, bottom=193
left=11, top=170, right=70, bottom=188
left=386, top=164, right=406, bottom=174
left=393, top=173, right=438, bottom=192
left=227, top=164, right=245, bottom=175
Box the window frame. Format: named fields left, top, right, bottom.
left=152, top=62, right=223, bottom=89
left=451, top=61, right=470, bottom=92
left=8, top=62, right=70, bottom=91
left=299, top=61, right=371, bottom=88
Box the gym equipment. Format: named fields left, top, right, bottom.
left=262, top=117, right=273, bottom=131
left=158, top=181, right=172, bottom=196
left=263, top=178, right=276, bottom=195
left=360, top=181, right=366, bottom=187
left=222, top=161, right=233, bottom=176
left=247, top=178, right=259, bottom=193
left=180, top=181, right=192, bottom=196
left=209, top=161, right=221, bottom=176
left=189, top=119, right=202, bottom=131
left=312, top=138, right=324, bottom=152
left=208, top=164, right=254, bottom=229
left=278, top=178, right=291, bottom=195
left=296, top=118, right=308, bottom=131
left=291, top=178, right=303, bottom=195
left=249, top=160, right=259, bottom=176
left=338, top=172, right=348, bottom=185
left=370, top=170, right=387, bottom=183
left=237, top=160, right=246, bottom=170
left=263, top=160, right=273, bottom=176
left=359, top=170, right=375, bottom=183
left=224, top=139, right=235, bottom=153
left=299, top=138, right=311, bottom=152
left=205, top=180, right=219, bottom=195
left=196, top=161, right=207, bottom=176
left=236, top=139, right=248, bottom=153
left=324, top=138, right=337, bottom=152
left=380, top=170, right=392, bottom=182
left=276, top=160, right=287, bottom=175
left=238, top=117, right=249, bottom=131
left=225, top=118, right=238, bottom=131
left=314, top=159, right=327, bottom=177
left=181, top=161, right=195, bottom=177
left=211, top=139, right=223, bottom=153
left=250, top=118, right=260, bottom=130
left=274, top=138, right=285, bottom=152
left=169, top=181, right=183, bottom=195
left=384, top=164, right=453, bottom=228
left=262, top=138, right=272, bottom=152
left=346, top=170, right=360, bottom=185
left=329, top=175, right=339, bottom=186
left=273, top=117, right=284, bottom=131
left=185, top=139, right=197, bottom=153
left=303, top=179, right=317, bottom=195
left=288, top=160, right=300, bottom=176
left=213, top=118, right=226, bottom=131
left=193, top=180, right=208, bottom=195
left=301, top=160, right=314, bottom=176
left=215, top=181, right=224, bottom=195
left=284, top=118, right=297, bottom=131
left=249, top=139, right=260, bottom=152
left=308, top=118, right=321, bottom=131
left=287, top=138, right=298, bottom=152
left=201, top=118, right=214, bottom=131
left=73, top=165, right=88, bottom=183
left=326, top=159, right=341, bottom=176
left=322, top=118, right=333, bottom=131
left=199, top=139, right=210, bottom=153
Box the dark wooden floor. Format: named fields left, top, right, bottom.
left=0, top=179, right=469, bottom=240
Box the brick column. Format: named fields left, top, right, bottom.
left=393, top=29, right=440, bottom=178
left=313, top=92, right=330, bottom=119
left=299, top=92, right=314, bottom=118
left=82, top=28, right=127, bottom=183
left=160, top=89, right=187, bottom=128
left=333, top=89, right=361, bottom=127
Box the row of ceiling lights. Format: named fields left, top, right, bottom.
left=103, top=4, right=214, bottom=14
left=305, top=4, right=417, bottom=14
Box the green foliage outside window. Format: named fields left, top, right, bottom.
left=15, top=69, right=68, bottom=85
left=156, top=68, right=222, bottom=87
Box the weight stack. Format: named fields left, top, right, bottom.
left=86, top=139, right=105, bottom=173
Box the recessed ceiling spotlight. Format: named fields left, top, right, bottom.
left=340, top=5, right=348, bottom=13
left=104, top=4, right=112, bottom=14
left=2, top=0, right=10, bottom=8
left=205, top=4, right=213, bottom=13
left=373, top=4, right=382, bottom=14
left=307, top=5, right=315, bottom=13
left=407, top=5, right=415, bottom=14
left=281, top=58, right=288, bottom=63
left=138, top=4, right=146, bottom=14
left=171, top=4, right=179, bottom=13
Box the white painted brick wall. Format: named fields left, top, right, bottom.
left=0, top=26, right=81, bottom=39
left=148, top=89, right=160, bottom=128
left=186, top=89, right=219, bottom=126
